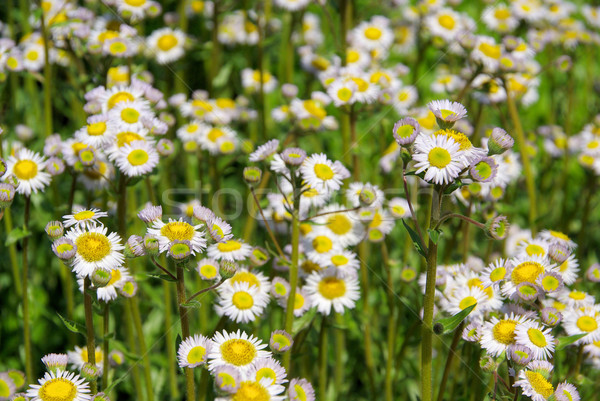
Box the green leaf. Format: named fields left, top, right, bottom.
left=147, top=274, right=177, bottom=282
left=557, top=333, right=587, bottom=350
left=56, top=313, right=86, bottom=337
left=5, top=226, right=32, bottom=246
left=444, top=179, right=466, bottom=194
left=180, top=300, right=202, bottom=309
left=402, top=220, right=427, bottom=258
left=434, top=303, right=476, bottom=335
left=292, top=308, right=317, bottom=336
left=427, top=228, right=442, bottom=245
left=212, top=62, right=233, bottom=88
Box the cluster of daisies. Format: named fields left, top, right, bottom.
left=46, top=208, right=135, bottom=303
left=424, top=227, right=600, bottom=401
left=176, top=329, right=315, bottom=401
left=2, top=351, right=112, bottom=401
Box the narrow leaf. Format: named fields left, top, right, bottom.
left=402, top=220, right=427, bottom=258
left=435, top=303, right=476, bottom=334
left=557, top=333, right=587, bottom=350
left=5, top=226, right=32, bottom=246
left=57, top=313, right=86, bottom=336
left=180, top=300, right=202, bottom=309
left=148, top=274, right=177, bottom=282
left=292, top=308, right=317, bottom=335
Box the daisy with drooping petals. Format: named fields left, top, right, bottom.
left=208, top=330, right=271, bottom=374
left=427, top=99, right=468, bottom=124
left=413, top=134, right=464, bottom=185
left=146, top=28, right=187, bottom=64
left=63, top=208, right=108, bottom=229
left=216, top=281, right=269, bottom=324
left=5, top=148, right=52, bottom=196
left=539, top=230, right=576, bottom=250
left=246, top=357, right=287, bottom=386
left=65, top=225, right=125, bottom=278
left=115, top=140, right=159, bottom=177
left=305, top=270, right=360, bottom=315
left=288, top=378, right=315, bottom=401
left=147, top=218, right=206, bottom=255
left=26, top=370, right=90, bottom=401
left=249, top=139, right=280, bottom=162
left=554, top=382, right=580, bottom=401
left=300, top=153, right=344, bottom=192
left=178, top=334, right=211, bottom=368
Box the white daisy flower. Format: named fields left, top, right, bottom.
left=413, top=134, right=464, bottom=185
left=480, top=314, right=530, bottom=357
left=274, top=0, right=311, bottom=12
left=98, top=85, right=145, bottom=113
left=563, top=306, right=600, bottom=345
left=241, top=68, right=278, bottom=94
left=208, top=330, right=271, bottom=374
left=26, top=370, right=90, bottom=401
left=63, top=208, right=108, bottom=228
left=300, top=153, right=344, bottom=192
left=320, top=249, right=360, bottom=277
left=312, top=205, right=364, bottom=247
left=557, top=289, right=595, bottom=309
left=513, top=367, right=555, bottom=401
left=480, top=258, right=511, bottom=289
left=554, top=382, right=580, bottom=401
left=108, top=100, right=152, bottom=132
left=146, top=28, right=187, bottom=64
left=197, top=258, right=221, bottom=281
left=226, top=268, right=272, bottom=294
left=207, top=238, right=252, bottom=262
left=5, top=148, right=52, bottom=196
left=67, top=346, right=103, bottom=373
left=216, top=281, right=269, bottom=324
left=501, top=255, right=554, bottom=298
left=514, top=321, right=555, bottom=360
left=278, top=286, right=312, bottom=317
left=178, top=334, right=211, bottom=368
left=425, top=8, right=464, bottom=40
left=115, top=140, right=159, bottom=177
left=427, top=99, right=468, bottom=123
left=115, top=0, right=151, bottom=21
left=326, top=79, right=357, bottom=107
left=245, top=357, right=288, bottom=386
left=65, top=225, right=125, bottom=278
left=147, top=218, right=206, bottom=255
left=75, top=115, right=115, bottom=148
left=305, top=270, right=360, bottom=315
left=230, top=378, right=286, bottom=401
left=198, top=125, right=238, bottom=155
left=78, top=266, right=132, bottom=302
left=351, top=19, right=394, bottom=52
left=482, top=5, right=518, bottom=33
left=388, top=197, right=411, bottom=219
left=442, top=286, right=488, bottom=319
left=249, top=139, right=280, bottom=162
left=538, top=230, right=576, bottom=250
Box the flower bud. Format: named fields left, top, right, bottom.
left=92, top=268, right=112, bottom=288
left=42, top=353, right=69, bottom=374
left=52, top=238, right=77, bottom=262
left=243, top=167, right=262, bottom=186
left=143, top=234, right=160, bottom=256
left=219, top=261, right=237, bottom=279
left=125, top=235, right=145, bottom=258
left=485, top=215, right=509, bottom=240
left=80, top=363, right=100, bottom=381
left=0, top=182, right=16, bottom=208
left=488, top=128, right=514, bottom=155
left=269, top=330, right=293, bottom=354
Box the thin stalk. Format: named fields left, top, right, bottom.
left=257, top=14, right=267, bottom=142
left=436, top=322, right=465, bottom=401
left=359, top=240, right=376, bottom=394
left=176, top=265, right=195, bottom=401
left=163, top=281, right=179, bottom=399
left=333, top=313, right=345, bottom=396
left=350, top=106, right=359, bottom=180
left=130, top=297, right=154, bottom=401
left=283, top=184, right=301, bottom=373
left=504, top=83, right=537, bottom=234
left=318, top=316, right=329, bottom=401
left=40, top=8, right=53, bottom=137
left=123, top=301, right=144, bottom=400
left=4, top=208, right=21, bottom=297
left=186, top=278, right=226, bottom=303
left=84, top=277, right=97, bottom=394
left=383, top=241, right=396, bottom=401
left=577, top=173, right=596, bottom=258
left=102, top=304, right=110, bottom=390
left=435, top=212, right=483, bottom=231
left=422, top=186, right=443, bottom=401
left=22, top=196, right=32, bottom=383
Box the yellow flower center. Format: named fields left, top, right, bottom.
left=220, top=339, right=256, bottom=366
left=438, top=15, right=456, bottom=30
left=109, top=41, right=127, bottom=55
left=272, top=333, right=291, bottom=348
left=350, top=77, right=369, bottom=92
left=478, top=42, right=501, bottom=59
left=207, top=128, right=224, bottom=142
left=232, top=291, right=254, bottom=310
left=436, top=129, right=472, bottom=151
left=39, top=378, right=78, bottom=401
left=364, top=27, right=382, bottom=40
left=80, top=348, right=103, bottom=363
left=14, top=160, right=38, bottom=180
left=217, top=240, right=242, bottom=253
left=494, top=8, right=510, bottom=19
left=274, top=283, right=287, bottom=296
left=56, top=243, right=74, bottom=254
left=312, top=236, right=333, bottom=254
left=107, top=268, right=122, bottom=286
left=160, top=221, right=195, bottom=241
left=294, top=384, right=307, bottom=401
left=459, top=296, right=477, bottom=311
left=493, top=320, right=518, bottom=345
left=347, top=49, right=359, bottom=63
left=157, top=34, right=178, bottom=51
left=511, top=261, right=544, bottom=285
left=121, top=108, right=140, bottom=124
left=251, top=70, right=272, bottom=84
left=26, top=50, right=39, bottom=61
left=525, top=244, right=545, bottom=256
left=127, top=149, right=150, bottom=166
left=313, top=163, right=334, bottom=180
left=474, top=161, right=492, bottom=179
left=428, top=147, right=451, bottom=168
left=527, top=328, right=547, bottom=347
left=187, top=345, right=206, bottom=364
left=318, top=277, right=346, bottom=299
left=256, top=367, right=277, bottom=385
left=108, top=92, right=135, bottom=110
left=577, top=316, right=598, bottom=332
left=327, top=214, right=352, bottom=235
left=550, top=230, right=570, bottom=241
left=569, top=291, right=586, bottom=300
left=392, top=205, right=406, bottom=216
left=76, top=232, right=111, bottom=262
left=337, top=87, right=353, bottom=102
left=232, top=381, right=269, bottom=401
left=301, top=260, right=322, bottom=274
left=217, top=372, right=236, bottom=389
left=524, top=371, right=554, bottom=399
left=331, top=255, right=349, bottom=266
left=124, top=0, right=146, bottom=6
left=395, top=124, right=414, bottom=138
left=231, top=272, right=260, bottom=288
left=541, top=275, right=560, bottom=292
left=116, top=132, right=143, bottom=147
left=200, top=264, right=217, bottom=279
left=87, top=122, right=107, bottom=136
left=489, top=267, right=506, bottom=282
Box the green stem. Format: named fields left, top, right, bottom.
left=102, top=304, right=110, bottom=390
left=123, top=293, right=144, bottom=400
left=422, top=186, right=443, bottom=401
left=318, top=316, right=328, bottom=401
left=4, top=208, right=21, bottom=297
left=359, top=240, right=376, bottom=394
left=22, top=196, right=32, bottom=383
left=40, top=8, right=53, bottom=138
left=340, top=108, right=352, bottom=168
left=130, top=297, right=154, bottom=401
left=84, top=277, right=97, bottom=394
left=163, top=280, right=179, bottom=399
left=436, top=322, right=465, bottom=401
left=176, top=265, right=195, bottom=401
left=504, top=84, right=537, bottom=234
left=333, top=313, right=345, bottom=397
left=383, top=242, right=396, bottom=401
left=283, top=185, right=301, bottom=373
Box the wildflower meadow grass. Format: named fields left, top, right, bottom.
left=1, top=1, right=600, bottom=401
